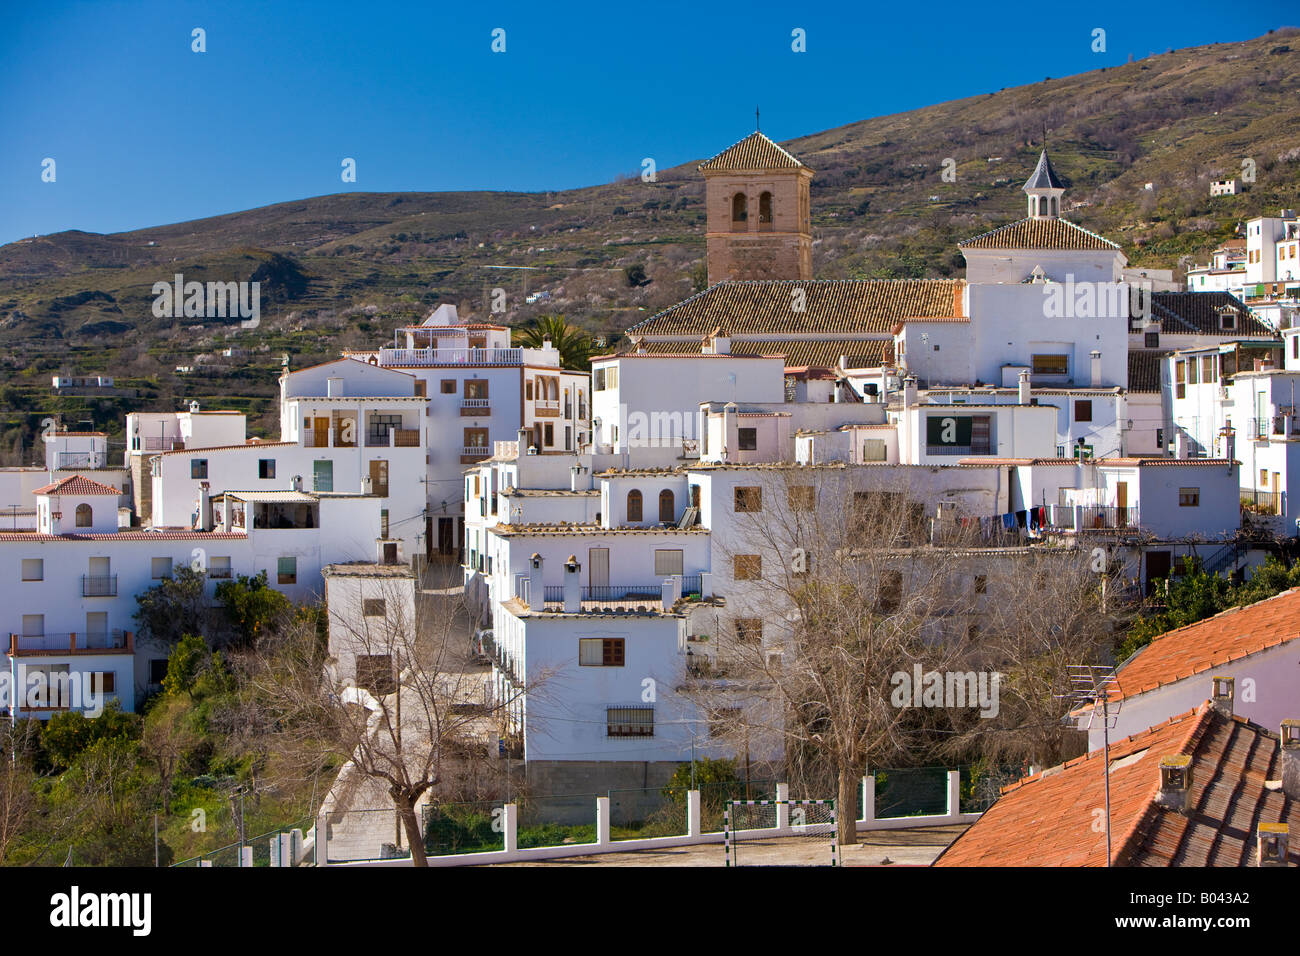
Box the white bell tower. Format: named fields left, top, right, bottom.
left=1023, top=150, right=1065, bottom=220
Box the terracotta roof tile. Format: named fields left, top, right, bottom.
left=1128, top=349, right=1167, bottom=393
left=1150, top=292, right=1275, bottom=338
left=935, top=704, right=1300, bottom=867
left=1110, top=587, right=1300, bottom=702
left=31, top=475, right=121, bottom=496
left=698, top=131, right=807, bottom=171
left=958, top=217, right=1119, bottom=251
left=620, top=338, right=893, bottom=369
left=627, top=279, right=962, bottom=338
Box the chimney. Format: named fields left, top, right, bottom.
left=1211, top=675, right=1234, bottom=717
left=1257, top=823, right=1290, bottom=867
left=1282, top=719, right=1300, bottom=799
left=291, top=474, right=303, bottom=492
left=713, top=334, right=730, bottom=355
left=198, top=481, right=212, bottom=532
left=221, top=494, right=232, bottom=532
left=1090, top=350, right=1102, bottom=387
left=563, top=555, right=581, bottom=613
left=528, top=553, right=544, bottom=612
left=1155, top=754, right=1192, bottom=814
left=327, top=376, right=343, bottom=397
left=1174, top=432, right=1187, bottom=460
left=903, top=377, right=918, bottom=408
left=1017, top=369, right=1031, bottom=405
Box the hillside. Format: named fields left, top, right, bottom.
left=2, top=29, right=1299, bottom=458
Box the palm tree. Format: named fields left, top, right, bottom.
left=513, top=314, right=592, bottom=371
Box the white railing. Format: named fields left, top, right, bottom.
left=535, top=399, right=560, bottom=411
left=461, top=446, right=491, bottom=458
left=461, top=398, right=491, bottom=409
left=380, top=347, right=523, bottom=366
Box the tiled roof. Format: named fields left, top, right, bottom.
left=958, top=218, right=1119, bottom=251
left=161, top=441, right=296, bottom=457
left=1023, top=150, right=1066, bottom=190
left=1150, top=292, right=1275, bottom=338
left=1097, top=457, right=1236, bottom=467
left=619, top=338, right=893, bottom=370
left=322, top=562, right=416, bottom=578
left=31, top=475, right=121, bottom=496
left=698, top=131, right=807, bottom=171
left=1110, top=588, right=1300, bottom=702
left=627, top=280, right=963, bottom=338
left=935, top=703, right=1300, bottom=867
left=1128, top=349, right=1167, bottom=393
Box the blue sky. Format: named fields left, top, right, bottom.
left=0, top=0, right=1294, bottom=245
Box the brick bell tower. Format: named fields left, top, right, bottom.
left=699, top=128, right=814, bottom=283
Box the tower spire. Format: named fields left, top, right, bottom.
left=755, top=106, right=760, bottom=131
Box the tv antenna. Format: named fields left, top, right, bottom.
left=1055, top=664, right=1123, bottom=867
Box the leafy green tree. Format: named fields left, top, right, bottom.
left=134, top=565, right=213, bottom=645
left=216, top=571, right=293, bottom=645
left=513, top=314, right=591, bottom=371
left=624, top=263, right=649, bottom=288
left=40, top=702, right=142, bottom=772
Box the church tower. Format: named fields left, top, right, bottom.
left=699, top=130, right=814, bottom=283
left=1023, top=149, right=1066, bottom=220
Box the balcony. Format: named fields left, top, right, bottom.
left=365, top=428, right=422, bottom=448
left=82, top=574, right=118, bottom=597
left=379, top=347, right=522, bottom=367
left=8, top=630, right=132, bottom=656
left=1241, top=488, right=1285, bottom=516
left=534, top=399, right=560, bottom=417
left=1072, top=506, right=1140, bottom=532
left=143, top=437, right=183, bottom=451
left=540, top=579, right=703, bottom=610
left=461, top=398, right=491, bottom=414
left=56, top=452, right=104, bottom=469
left=461, top=446, right=492, bottom=459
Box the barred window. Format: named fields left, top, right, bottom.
left=607, top=706, right=654, bottom=737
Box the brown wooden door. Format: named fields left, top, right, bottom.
left=312, top=417, right=329, bottom=448
left=1116, top=481, right=1128, bottom=527
left=369, top=459, right=389, bottom=497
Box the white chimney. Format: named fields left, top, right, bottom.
left=1257, top=823, right=1290, bottom=867
left=528, top=553, right=544, bottom=612
left=327, top=376, right=343, bottom=397
left=1211, top=675, right=1234, bottom=717
left=1090, top=350, right=1102, bottom=387
left=563, top=555, right=581, bottom=613
left=221, top=495, right=232, bottom=532
left=1017, top=369, right=1031, bottom=405
left=198, top=481, right=212, bottom=532
left=903, top=377, right=918, bottom=408
left=1282, top=719, right=1300, bottom=800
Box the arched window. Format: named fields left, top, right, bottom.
left=658, top=489, right=675, bottom=523
left=759, top=191, right=773, bottom=227
left=1051, top=197, right=1058, bottom=217
left=1030, top=196, right=1038, bottom=217
left=731, top=192, right=747, bottom=230
left=627, top=489, right=643, bottom=522
left=75, top=503, right=92, bottom=527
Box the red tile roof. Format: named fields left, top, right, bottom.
left=935, top=703, right=1300, bottom=867
left=0, top=532, right=246, bottom=541
left=958, top=217, right=1119, bottom=251
left=31, top=475, right=121, bottom=496
left=1110, top=588, right=1300, bottom=702
left=698, top=131, right=807, bottom=172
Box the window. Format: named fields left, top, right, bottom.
left=926, top=415, right=992, bottom=455
left=75, top=503, right=92, bottom=527
left=544, top=423, right=554, bottom=447
left=974, top=574, right=987, bottom=595
left=731, top=192, right=747, bottom=225
left=92, top=672, right=116, bottom=694
left=151, top=557, right=172, bottom=579
left=580, top=638, right=625, bottom=667
left=1175, top=360, right=1186, bottom=399
left=1074, top=400, right=1093, bottom=423
left=1187, top=359, right=1198, bottom=386
left=356, top=655, right=395, bottom=695
left=607, top=706, right=653, bottom=736
left=1261, top=467, right=1269, bottom=485
left=862, top=439, right=887, bottom=461
left=414, top=380, right=426, bottom=398
left=209, top=556, right=232, bottom=579
left=277, top=556, right=297, bottom=585
left=738, top=427, right=757, bottom=451
left=380, top=509, right=389, bottom=538
left=877, top=570, right=903, bottom=614
left=464, top=427, right=489, bottom=451
left=368, top=414, right=402, bottom=445
left=1145, top=331, right=1160, bottom=348
left=149, top=659, right=169, bottom=685
left=1202, top=355, right=1216, bottom=381
left=362, top=598, right=386, bottom=617
left=191, top=459, right=208, bottom=479
left=593, top=369, right=604, bottom=391
left=658, top=489, right=674, bottom=522
left=1178, top=487, right=1200, bottom=507
left=464, top=379, right=489, bottom=400
left=734, top=619, right=763, bottom=644
left=733, top=554, right=761, bottom=580
left=258, top=459, right=276, bottom=479
left=654, top=549, right=684, bottom=576
left=1156, top=428, right=1164, bottom=449
left=734, top=486, right=762, bottom=512
left=21, top=558, right=43, bottom=581
left=441, top=379, right=456, bottom=394
left=788, top=485, right=815, bottom=511
left=758, top=191, right=773, bottom=224
left=1031, top=354, right=1068, bottom=376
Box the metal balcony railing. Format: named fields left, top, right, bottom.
left=1241, top=488, right=1285, bottom=516
left=143, top=437, right=183, bottom=451
left=9, top=630, right=129, bottom=652
left=82, top=574, right=118, bottom=597
left=380, top=347, right=522, bottom=366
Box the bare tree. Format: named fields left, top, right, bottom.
left=241, top=565, right=529, bottom=866
left=689, top=467, right=1119, bottom=845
